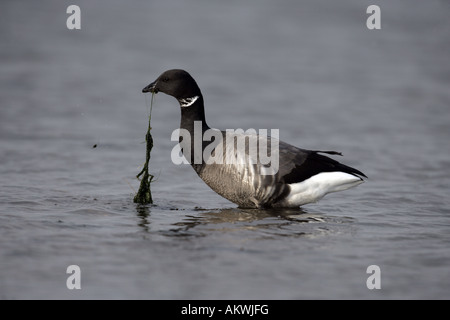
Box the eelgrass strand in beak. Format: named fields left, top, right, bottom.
left=133, top=92, right=155, bottom=204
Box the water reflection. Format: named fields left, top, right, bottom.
left=135, top=205, right=356, bottom=239
left=135, top=204, right=151, bottom=232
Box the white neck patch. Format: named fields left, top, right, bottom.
left=179, top=96, right=199, bottom=107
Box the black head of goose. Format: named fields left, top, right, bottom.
left=143, top=69, right=367, bottom=208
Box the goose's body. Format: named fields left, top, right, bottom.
left=143, top=69, right=366, bottom=208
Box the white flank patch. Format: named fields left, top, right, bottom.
left=179, top=96, right=199, bottom=107
left=280, top=172, right=364, bottom=207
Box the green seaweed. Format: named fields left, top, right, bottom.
left=133, top=92, right=155, bottom=204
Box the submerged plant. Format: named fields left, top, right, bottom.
left=133, top=92, right=155, bottom=204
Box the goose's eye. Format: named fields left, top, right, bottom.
left=162, top=77, right=169, bottom=82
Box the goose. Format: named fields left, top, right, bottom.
left=142, top=69, right=366, bottom=208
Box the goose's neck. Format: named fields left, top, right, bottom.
left=178, top=95, right=211, bottom=173
left=179, top=95, right=210, bottom=133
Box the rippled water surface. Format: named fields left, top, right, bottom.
left=1, top=0, right=450, bottom=299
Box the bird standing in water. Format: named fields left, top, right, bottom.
left=143, top=69, right=366, bottom=208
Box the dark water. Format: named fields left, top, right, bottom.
left=1, top=0, right=449, bottom=299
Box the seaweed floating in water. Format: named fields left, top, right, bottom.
left=133, top=92, right=155, bottom=204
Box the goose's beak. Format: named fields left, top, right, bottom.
left=142, top=80, right=158, bottom=93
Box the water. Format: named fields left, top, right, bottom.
left=1, top=0, right=449, bottom=299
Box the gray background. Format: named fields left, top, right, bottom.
left=1, top=0, right=449, bottom=299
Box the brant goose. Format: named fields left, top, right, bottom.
left=143, top=69, right=366, bottom=208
